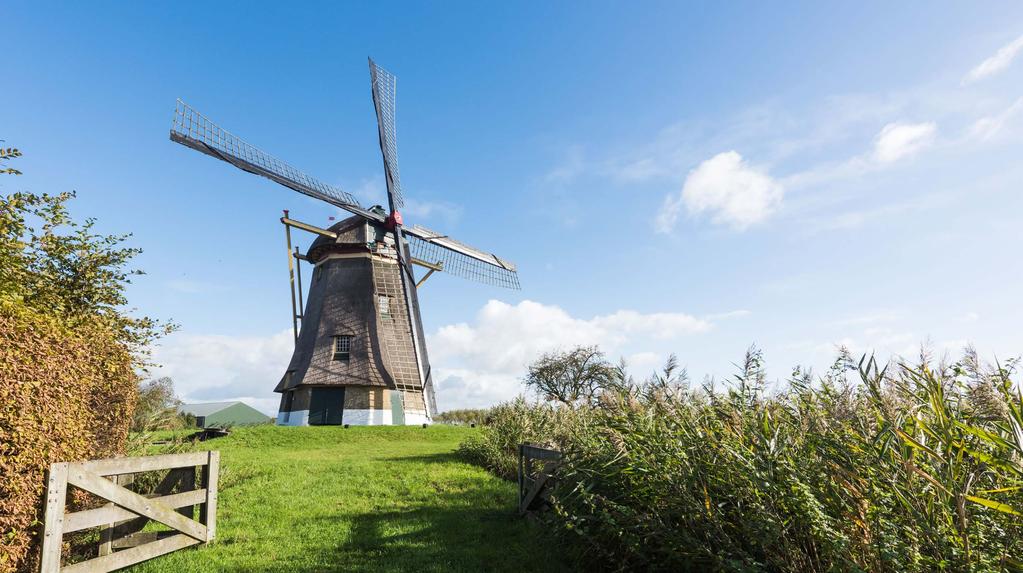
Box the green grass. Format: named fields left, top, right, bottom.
left=128, top=425, right=569, bottom=573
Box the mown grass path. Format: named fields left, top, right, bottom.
left=129, top=425, right=568, bottom=572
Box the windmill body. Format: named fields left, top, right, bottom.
left=274, top=215, right=435, bottom=426
left=169, top=59, right=518, bottom=426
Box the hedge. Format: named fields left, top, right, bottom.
left=0, top=302, right=137, bottom=572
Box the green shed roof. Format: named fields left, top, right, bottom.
left=178, top=401, right=242, bottom=417
left=178, top=401, right=272, bottom=427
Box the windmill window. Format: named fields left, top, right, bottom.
left=378, top=295, right=391, bottom=318
left=333, top=335, right=353, bottom=361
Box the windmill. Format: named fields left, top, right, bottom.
left=169, top=59, right=519, bottom=426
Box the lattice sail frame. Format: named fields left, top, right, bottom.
left=170, top=99, right=371, bottom=216
left=406, top=225, right=520, bottom=290
left=369, top=60, right=404, bottom=209
left=170, top=89, right=521, bottom=290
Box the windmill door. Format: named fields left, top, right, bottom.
left=308, top=387, right=345, bottom=425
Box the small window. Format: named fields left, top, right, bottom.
left=378, top=295, right=391, bottom=318
left=333, top=335, right=353, bottom=361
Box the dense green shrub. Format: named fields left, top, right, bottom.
left=457, top=398, right=586, bottom=480
left=459, top=349, right=1023, bottom=572
left=433, top=408, right=490, bottom=426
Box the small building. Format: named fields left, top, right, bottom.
left=178, top=401, right=272, bottom=428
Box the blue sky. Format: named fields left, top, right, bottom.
left=4, top=2, right=1023, bottom=413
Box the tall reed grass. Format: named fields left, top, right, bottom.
left=458, top=348, right=1023, bottom=572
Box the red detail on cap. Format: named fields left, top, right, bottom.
left=386, top=210, right=403, bottom=229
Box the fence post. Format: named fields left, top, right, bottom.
left=517, top=444, right=525, bottom=512
left=40, top=462, right=69, bottom=573
left=200, top=451, right=220, bottom=542
left=98, top=474, right=133, bottom=556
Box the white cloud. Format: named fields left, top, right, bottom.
left=626, top=351, right=663, bottom=374
left=403, top=198, right=463, bottom=225
left=871, top=121, right=937, bottom=163
left=429, top=299, right=712, bottom=410
left=612, top=157, right=666, bottom=183
left=150, top=300, right=718, bottom=414
left=834, top=310, right=903, bottom=327
left=350, top=176, right=386, bottom=206
left=964, top=34, right=1023, bottom=84
left=150, top=329, right=294, bottom=415
left=658, top=151, right=783, bottom=232
left=704, top=309, right=752, bottom=321
left=969, top=97, right=1023, bottom=141
left=872, top=122, right=937, bottom=163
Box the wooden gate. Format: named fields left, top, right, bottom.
left=40, top=451, right=219, bottom=573
left=518, top=444, right=562, bottom=515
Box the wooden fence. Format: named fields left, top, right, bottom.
left=518, top=443, right=562, bottom=515
left=40, top=451, right=220, bottom=573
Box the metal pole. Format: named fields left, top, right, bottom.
left=283, top=210, right=299, bottom=344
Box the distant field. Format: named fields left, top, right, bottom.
left=128, top=425, right=569, bottom=573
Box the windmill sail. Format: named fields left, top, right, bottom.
left=367, top=58, right=430, bottom=414
left=169, top=100, right=383, bottom=223
left=170, top=58, right=521, bottom=427
left=368, top=59, right=404, bottom=209
left=405, top=225, right=520, bottom=290
left=170, top=98, right=519, bottom=291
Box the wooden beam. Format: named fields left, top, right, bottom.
left=61, top=534, right=202, bottom=573
left=40, top=462, right=69, bottom=573
left=283, top=213, right=300, bottom=343
left=64, top=489, right=207, bottom=533
left=201, top=451, right=220, bottom=541
left=410, top=257, right=442, bottom=272
left=70, top=452, right=210, bottom=477
left=294, top=247, right=305, bottom=321
left=98, top=474, right=133, bottom=556
left=111, top=531, right=180, bottom=550
left=519, top=472, right=551, bottom=514
left=66, top=468, right=207, bottom=542
left=280, top=216, right=337, bottom=239
left=415, top=268, right=437, bottom=288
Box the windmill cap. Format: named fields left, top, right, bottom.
left=306, top=215, right=384, bottom=262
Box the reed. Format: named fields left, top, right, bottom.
left=459, top=348, right=1023, bottom=572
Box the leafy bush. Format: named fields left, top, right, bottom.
left=459, top=347, right=1023, bottom=572
left=0, top=183, right=168, bottom=572
left=457, top=398, right=587, bottom=480
left=0, top=303, right=137, bottom=572
left=433, top=408, right=490, bottom=426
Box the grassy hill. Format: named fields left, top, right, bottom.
left=129, top=425, right=569, bottom=572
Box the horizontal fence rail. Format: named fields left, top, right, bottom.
left=518, top=444, right=563, bottom=515
left=41, top=451, right=219, bottom=573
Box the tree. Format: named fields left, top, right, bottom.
left=524, top=345, right=620, bottom=405
left=0, top=189, right=173, bottom=364
left=0, top=145, right=21, bottom=175
left=132, top=377, right=184, bottom=432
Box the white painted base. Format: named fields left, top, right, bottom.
left=404, top=412, right=431, bottom=426
left=275, top=409, right=431, bottom=426
left=342, top=409, right=393, bottom=426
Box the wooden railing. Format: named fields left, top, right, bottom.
left=518, top=444, right=562, bottom=515
left=41, top=451, right=220, bottom=573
